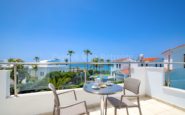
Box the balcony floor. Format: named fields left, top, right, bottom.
left=42, top=96, right=185, bottom=115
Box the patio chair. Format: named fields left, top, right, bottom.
left=48, top=83, right=89, bottom=115
left=106, top=78, right=142, bottom=115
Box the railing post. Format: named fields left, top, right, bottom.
left=167, top=62, right=170, bottom=87
left=14, top=64, right=18, bottom=97
left=167, top=50, right=171, bottom=87
left=128, top=62, right=131, bottom=77
left=84, top=69, right=87, bottom=83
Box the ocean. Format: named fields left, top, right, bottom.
left=70, top=64, right=111, bottom=71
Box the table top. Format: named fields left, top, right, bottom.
left=83, top=82, right=123, bottom=95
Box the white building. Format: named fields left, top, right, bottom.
left=162, top=44, right=185, bottom=69
left=0, top=59, right=13, bottom=69
left=27, top=59, right=68, bottom=80
left=110, top=58, right=138, bottom=80
left=139, top=57, right=164, bottom=67
left=162, top=44, right=185, bottom=89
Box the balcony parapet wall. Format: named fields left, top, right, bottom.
left=0, top=70, right=11, bottom=100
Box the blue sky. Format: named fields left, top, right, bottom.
left=0, top=0, right=185, bottom=61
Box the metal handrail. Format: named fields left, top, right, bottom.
left=1, top=61, right=185, bottom=97
left=0, top=61, right=185, bottom=65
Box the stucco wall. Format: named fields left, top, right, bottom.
left=131, top=67, right=185, bottom=109
left=0, top=70, right=122, bottom=115
left=1, top=68, right=185, bottom=115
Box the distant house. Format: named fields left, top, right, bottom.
left=110, top=57, right=137, bottom=81
left=112, top=57, right=137, bottom=69
left=0, top=60, right=6, bottom=69
left=162, top=44, right=185, bottom=89
left=162, top=44, right=185, bottom=70
left=27, top=59, right=68, bottom=80
left=0, top=59, right=13, bottom=69
left=139, top=57, right=164, bottom=67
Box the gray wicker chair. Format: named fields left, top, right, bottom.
left=48, top=83, right=89, bottom=115
left=106, top=78, right=142, bottom=115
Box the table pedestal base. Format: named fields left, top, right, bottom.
left=100, top=95, right=108, bottom=115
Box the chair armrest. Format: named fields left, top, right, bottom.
left=121, top=95, right=139, bottom=97
left=121, top=94, right=139, bottom=102
left=59, top=101, right=88, bottom=114
left=60, top=101, right=87, bottom=109
left=57, top=90, right=77, bottom=101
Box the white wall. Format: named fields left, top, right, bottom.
left=0, top=89, right=122, bottom=115
left=0, top=70, right=122, bottom=115
left=1, top=67, right=185, bottom=115
left=145, top=67, right=185, bottom=109
left=130, top=67, right=146, bottom=95
left=0, top=70, right=11, bottom=100
left=131, top=67, right=185, bottom=109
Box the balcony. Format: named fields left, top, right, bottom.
left=41, top=96, right=185, bottom=115
left=0, top=62, right=185, bottom=115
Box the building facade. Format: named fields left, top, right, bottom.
left=162, top=44, right=185, bottom=89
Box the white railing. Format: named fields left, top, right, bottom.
left=0, top=61, right=185, bottom=96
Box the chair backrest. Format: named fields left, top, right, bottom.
left=124, top=78, right=141, bottom=94
left=48, top=83, right=60, bottom=107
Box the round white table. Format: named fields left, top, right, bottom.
left=83, top=82, right=123, bottom=115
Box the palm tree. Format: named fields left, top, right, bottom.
left=67, top=50, right=75, bottom=71
left=33, top=56, right=39, bottom=77
left=48, top=71, right=71, bottom=89
left=8, top=58, right=24, bottom=63
left=100, top=58, right=104, bottom=62
left=8, top=58, right=16, bottom=62
left=106, top=59, right=111, bottom=63
left=32, top=65, right=38, bottom=77
left=34, top=56, right=40, bottom=62
left=106, top=59, right=111, bottom=70
left=64, top=58, right=69, bottom=71
left=64, top=58, right=68, bottom=64
left=8, top=58, right=25, bottom=83
left=84, top=49, right=92, bottom=70
left=99, top=58, right=104, bottom=71
left=92, top=58, right=99, bottom=71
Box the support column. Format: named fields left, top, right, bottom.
left=0, top=70, right=11, bottom=100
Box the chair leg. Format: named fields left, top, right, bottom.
left=55, top=108, right=60, bottom=115
left=138, top=106, right=142, bottom=115
left=126, top=107, right=129, bottom=115
left=53, top=106, right=55, bottom=115
left=114, top=108, right=117, bottom=115
left=105, top=96, right=108, bottom=115
left=137, top=97, right=142, bottom=115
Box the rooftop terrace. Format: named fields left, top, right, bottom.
left=0, top=62, right=185, bottom=115
left=42, top=96, right=185, bottom=115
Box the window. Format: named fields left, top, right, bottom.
left=160, top=64, right=162, bottom=67
left=40, top=72, right=44, bottom=76
left=168, top=55, right=170, bottom=62
left=119, top=64, right=121, bottom=69
left=155, top=64, right=157, bottom=67
left=116, top=64, right=118, bottom=68
left=146, top=64, right=148, bottom=67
